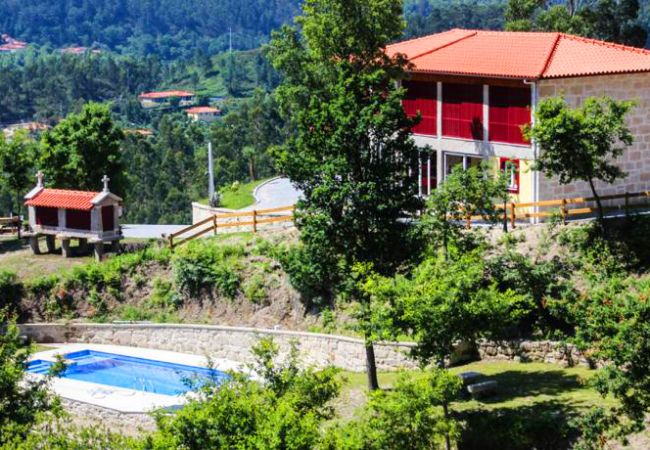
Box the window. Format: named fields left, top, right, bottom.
left=442, top=83, right=483, bottom=140
left=500, top=158, right=520, bottom=193
left=419, top=153, right=436, bottom=196
left=489, top=86, right=531, bottom=145
left=444, top=154, right=483, bottom=176
left=402, top=80, right=437, bottom=136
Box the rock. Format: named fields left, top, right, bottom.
left=467, top=380, right=498, bottom=399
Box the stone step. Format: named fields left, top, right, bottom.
left=467, top=380, right=498, bottom=398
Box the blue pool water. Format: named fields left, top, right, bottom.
left=27, top=350, right=228, bottom=396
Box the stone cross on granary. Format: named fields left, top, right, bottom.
left=36, top=170, right=44, bottom=188
left=102, top=175, right=110, bottom=193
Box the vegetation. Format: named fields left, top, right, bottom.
left=504, top=0, right=647, bottom=47
left=0, top=131, right=37, bottom=215
left=527, top=96, right=635, bottom=227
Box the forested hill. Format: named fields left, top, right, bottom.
left=0, top=0, right=301, bottom=59
left=0, top=0, right=511, bottom=58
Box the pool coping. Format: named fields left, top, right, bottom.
left=29, top=344, right=246, bottom=413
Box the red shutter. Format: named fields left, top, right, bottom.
left=102, top=206, right=115, bottom=231
left=442, top=83, right=483, bottom=140
left=35, top=207, right=58, bottom=227
left=402, top=80, right=437, bottom=136
left=489, top=86, right=531, bottom=145
left=66, top=209, right=92, bottom=230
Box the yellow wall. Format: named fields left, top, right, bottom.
left=489, top=157, right=534, bottom=204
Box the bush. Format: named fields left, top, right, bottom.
left=0, top=270, right=22, bottom=313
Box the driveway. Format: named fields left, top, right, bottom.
left=243, top=177, right=302, bottom=211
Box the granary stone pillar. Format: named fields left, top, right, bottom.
left=78, top=238, right=88, bottom=255
left=45, top=235, right=56, bottom=253
left=94, top=242, right=104, bottom=262
left=29, top=236, right=41, bottom=255
left=61, top=239, right=71, bottom=258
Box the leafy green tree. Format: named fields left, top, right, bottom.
left=387, top=250, right=532, bottom=366
left=323, top=369, right=462, bottom=450
left=421, top=164, right=503, bottom=257
left=142, top=337, right=340, bottom=450
left=504, top=0, right=647, bottom=47
left=526, top=96, right=634, bottom=228
left=0, top=131, right=38, bottom=215
left=0, top=315, right=61, bottom=445
left=267, top=0, right=423, bottom=391
left=39, top=102, right=125, bottom=193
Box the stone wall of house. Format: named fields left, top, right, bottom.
left=538, top=73, right=650, bottom=202
left=20, top=323, right=591, bottom=370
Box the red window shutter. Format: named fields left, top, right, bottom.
left=500, top=158, right=520, bottom=193
left=442, top=83, right=483, bottom=140
left=35, top=207, right=58, bottom=227
left=66, top=209, right=92, bottom=230
left=102, top=206, right=115, bottom=231
left=402, top=80, right=437, bottom=136
left=489, top=86, right=531, bottom=145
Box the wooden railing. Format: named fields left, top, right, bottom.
left=470, top=190, right=650, bottom=229
left=168, top=205, right=296, bottom=248
left=0, top=216, right=21, bottom=238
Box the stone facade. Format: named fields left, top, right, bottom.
left=538, top=73, right=650, bottom=201
left=20, top=323, right=591, bottom=370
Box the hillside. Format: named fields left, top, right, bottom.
left=0, top=0, right=301, bottom=58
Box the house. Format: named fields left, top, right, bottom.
left=138, top=90, right=195, bottom=108
left=387, top=29, right=650, bottom=208
left=61, top=46, right=101, bottom=55
left=2, top=122, right=50, bottom=139
left=0, top=34, right=27, bottom=52
left=24, top=172, right=123, bottom=260
left=185, top=106, right=221, bottom=123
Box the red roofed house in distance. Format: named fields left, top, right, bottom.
left=185, top=106, right=222, bottom=123
left=387, top=29, right=650, bottom=215
left=24, top=172, right=123, bottom=260
left=138, top=90, right=196, bottom=108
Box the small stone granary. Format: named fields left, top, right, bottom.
left=24, top=172, right=122, bottom=260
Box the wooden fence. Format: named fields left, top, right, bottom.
left=168, top=205, right=295, bottom=248
left=0, top=216, right=21, bottom=238
left=472, top=190, right=650, bottom=229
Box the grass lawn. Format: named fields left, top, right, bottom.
left=0, top=236, right=93, bottom=281
left=202, top=178, right=271, bottom=210
left=336, top=360, right=612, bottom=420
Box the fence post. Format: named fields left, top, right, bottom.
left=510, top=202, right=516, bottom=229
left=625, top=191, right=630, bottom=217
left=213, top=216, right=218, bottom=235
left=169, top=235, right=174, bottom=249
left=252, top=210, right=258, bottom=233
left=561, top=198, right=568, bottom=225
left=465, top=210, right=472, bottom=229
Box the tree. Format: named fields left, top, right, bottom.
left=0, top=315, right=61, bottom=445
left=267, top=0, right=423, bottom=390
left=39, top=102, right=125, bottom=193
left=323, top=369, right=463, bottom=450
left=0, top=131, right=38, bottom=215
left=421, top=164, right=504, bottom=257
left=526, top=96, right=634, bottom=229
left=143, top=337, right=340, bottom=450
left=504, top=0, right=647, bottom=47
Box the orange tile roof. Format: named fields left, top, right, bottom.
left=139, top=90, right=195, bottom=99
left=185, top=106, right=221, bottom=114
left=25, top=189, right=99, bottom=211
left=386, top=29, right=650, bottom=80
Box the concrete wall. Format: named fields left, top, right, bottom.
left=538, top=72, right=650, bottom=201
left=20, top=323, right=591, bottom=371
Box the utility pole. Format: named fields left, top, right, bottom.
left=208, top=141, right=215, bottom=202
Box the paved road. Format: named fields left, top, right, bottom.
left=122, top=177, right=302, bottom=239
left=243, top=177, right=302, bottom=211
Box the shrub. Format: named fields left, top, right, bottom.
left=243, top=273, right=267, bottom=304
left=0, top=270, right=22, bottom=313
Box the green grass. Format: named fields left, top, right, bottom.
left=201, top=178, right=271, bottom=210
left=338, top=360, right=612, bottom=417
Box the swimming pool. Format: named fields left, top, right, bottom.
left=27, top=349, right=229, bottom=396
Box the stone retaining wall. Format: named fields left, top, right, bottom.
left=61, top=399, right=157, bottom=435
left=20, top=323, right=591, bottom=371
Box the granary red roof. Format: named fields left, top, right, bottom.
left=25, top=189, right=99, bottom=211
left=139, top=90, right=195, bottom=99
left=185, top=106, right=221, bottom=114
left=386, top=29, right=650, bottom=80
